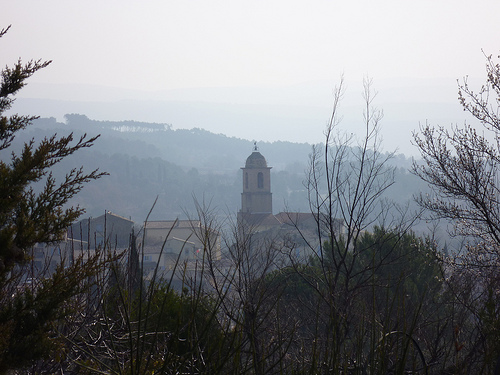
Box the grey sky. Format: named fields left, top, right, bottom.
left=2, top=1, right=500, bottom=155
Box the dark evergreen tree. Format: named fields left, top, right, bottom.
left=0, top=26, right=105, bottom=273
left=0, top=25, right=106, bottom=372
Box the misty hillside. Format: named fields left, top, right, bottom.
left=33, top=114, right=316, bottom=172
left=11, top=114, right=425, bottom=223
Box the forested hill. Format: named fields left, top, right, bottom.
left=34, top=114, right=317, bottom=173
left=20, top=114, right=422, bottom=223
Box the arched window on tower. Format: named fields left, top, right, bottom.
left=245, top=173, right=249, bottom=189
left=258, top=172, right=264, bottom=189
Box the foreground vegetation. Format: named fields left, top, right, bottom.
left=15, top=219, right=498, bottom=374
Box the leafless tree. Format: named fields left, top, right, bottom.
left=412, top=53, right=500, bottom=373
left=203, top=206, right=294, bottom=374
left=264, top=77, right=434, bottom=373
left=413, top=54, right=500, bottom=264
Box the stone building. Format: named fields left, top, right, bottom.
left=69, top=211, right=134, bottom=249
left=237, top=144, right=343, bottom=262
left=240, top=144, right=273, bottom=215
left=141, top=219, right=221, bottom=286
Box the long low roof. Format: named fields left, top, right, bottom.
left=144, top=220, right=201, bottom=229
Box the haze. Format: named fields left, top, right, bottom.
left=2, top=0, right=500, bottom=155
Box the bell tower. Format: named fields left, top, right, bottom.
left=240, top=143, right=272, bottom=214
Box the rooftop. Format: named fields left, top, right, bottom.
left=245, top=151, right=268, bottom=168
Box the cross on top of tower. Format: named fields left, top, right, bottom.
left=253, top=142, right=259, bottom=151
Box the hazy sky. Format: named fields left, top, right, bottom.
left=2, top=1, right=500, bottom=154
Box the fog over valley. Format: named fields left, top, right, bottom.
left=12, top=77, right=468, bottom=158
left=14, top=114, right=422, bottom=228
left=4, top=1, right=500, bottom=372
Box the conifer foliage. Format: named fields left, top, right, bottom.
left=0, top=25, right=105, bottom=273
left=0, top=25, right=106, bottom=372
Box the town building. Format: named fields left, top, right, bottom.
left=240, top=144, right=273, bottom=215
left=237, top=144, right=343, bottom=261
left=69, top=211, right=134, bottom=249
left=141, top=219, right=221, bottom=287
left=30, top=233, right=86, bottom=276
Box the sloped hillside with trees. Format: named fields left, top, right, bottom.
left=16, top=113, right=425, bottom=222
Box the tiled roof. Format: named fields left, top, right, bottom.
left=239, top=213, right=280, bottom=227
left=144, top=220, right=201, bottom=229
left=275, top=212, right=316, bottom=225
left=102, top=211, right=134, bottom=223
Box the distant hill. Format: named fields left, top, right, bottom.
left=33, top=114, right=315, bottom=173
left=5, top=115, right=425, bottom=226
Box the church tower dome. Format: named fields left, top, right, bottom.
left=240, top=143, right=272, bottom=214
left=245, top=151, right=268, bottom=168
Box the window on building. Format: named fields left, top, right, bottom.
left=258, top=172, right=264, bottom=189
left=245, top=172, right=249, bottom=189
